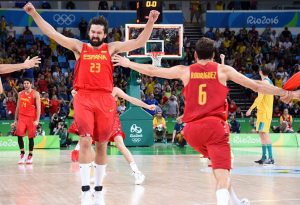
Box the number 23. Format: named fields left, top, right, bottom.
left=90, top=63, right=100, bottom=73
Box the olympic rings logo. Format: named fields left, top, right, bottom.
left=132, top=138, right=141, bottom=143
left=130, top=124, right=142, bottom=133
left=53, top=14, right=76, bottom=25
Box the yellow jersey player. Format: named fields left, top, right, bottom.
left=246, top=65, right=274, bottom=165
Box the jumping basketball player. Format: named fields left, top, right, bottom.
left=246, top=65, right=275, bottom=165
left=112, top=38, right=297, bottom=205
left=70, top=88, right=156, bottom=185
left=24, top=3, right=159, bottom=204
left=13, top=78, right=41, bottom=164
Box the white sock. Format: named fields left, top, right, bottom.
left=130, top=162, right=139, bottom=173
left=230, top=187, right=242, bottom=205
left=216, top=189, right=229, bottom=205
left=80, top=163, right=92, bottom=187
left=75, top=144, right=80, bottom=151
left=91, top=161, right=95, bottom=178
left=94, top=163, right=106, bottom=187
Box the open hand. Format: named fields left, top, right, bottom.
left=23, top=2, right=36, bottom=16
left=23, top=56, right=41, bottom=68
left=148, top=10, right=160, bottom=23
left=112, top=55, right=130, bottom=67
left=246, top=110, right=251, bottom=116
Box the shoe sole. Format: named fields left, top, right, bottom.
left=26, top=162, right=33, bottom=164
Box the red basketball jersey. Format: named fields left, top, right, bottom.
left=73, top=43, right=113, bottom=92
left=182, top=62, right=229, bottom=123
left=19, top=90, right=37, bottom=117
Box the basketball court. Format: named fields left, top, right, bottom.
left=1, top=145, right=300, bottom=205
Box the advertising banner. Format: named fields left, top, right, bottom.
left=0, top=136, right=23, bottom=150
left=206, top=11, right=300, bottom=28
left=230, top=133, right=298, bottom=147
left=32, top=135, right=60, bottom=149
left=0, top=10, right=183, bottom=28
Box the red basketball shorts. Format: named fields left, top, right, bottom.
left=74, top=90, right=116, bottom=142
left=183, top=117, right=232, bottom=170
left=15, top=114, right=37, bottom=139
left=68, top=122, right=79, bottom=135
left=108, top=115, right=125, bottom=142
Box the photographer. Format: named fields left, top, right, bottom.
left=55, top=122, right=70, bottom=147
left=7, top=123, right=16, bottom=136
left=49, top=113, right=59, bottom=135
left=36, top=123, right=45, bottom=136
left=272, top=121, right=294, bottom=133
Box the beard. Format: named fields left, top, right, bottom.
left=88, top=36, right=104, bottom=47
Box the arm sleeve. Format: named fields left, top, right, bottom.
left=290, top=116, right=293, bottom=122
left=280, top=116, right=283, bottom=122
left=162, top=118, right=166, bottom=127
left=249, top=93, right=264, bottom=111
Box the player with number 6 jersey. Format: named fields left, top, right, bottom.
left=112, top=37, right=299, bottom=205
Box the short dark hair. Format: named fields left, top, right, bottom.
left=23, top=78, right=32, bottom=84
left=195, top=37, right=216, bottom=60
left=260, top=65, right=270, bottom=76
left=87, top=15, right=109, bottom=34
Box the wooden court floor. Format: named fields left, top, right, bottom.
left=1, top=146, right=300, bottom=205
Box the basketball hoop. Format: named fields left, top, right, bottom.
left=148, top=52, right=164, bottom=67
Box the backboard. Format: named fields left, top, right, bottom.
left=125, top=24, right=183, bottom=59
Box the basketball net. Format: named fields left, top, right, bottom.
left=148, top=52, right=164, bottom=67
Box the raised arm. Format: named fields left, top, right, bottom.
left=113, top=87, right=155, bottom=110
left=0, top=56, right=40, bottom=74
left=24, top=3, right=82, bottom=55
left=108, top=10, right=160, bottom=54
left=34, top=91, right=41, bottom=125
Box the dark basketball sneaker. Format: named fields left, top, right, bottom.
left=263, top=158, right=275, bottom=165
left=254, top=158, right=265, bottom=164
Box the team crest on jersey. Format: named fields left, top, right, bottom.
left=101, top=51, right=107, bottom=53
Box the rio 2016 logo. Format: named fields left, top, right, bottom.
left=233, top=136, right=261, bottom=144
left=247, top=16, right=279, bottom=24
left=0, top=139, right=18, bottom=147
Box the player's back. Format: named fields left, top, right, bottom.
left=257, top=78, right=274, bottom=120
left=73, top=43, right=113, bottom=92
left=183, top=62, right=229, bottom=123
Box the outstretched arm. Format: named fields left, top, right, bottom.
left=112, top=55, right=185, bottom=80
left=109, top=10, right=160, bottom=54
left=114, top=87, right=155, bottom=110
left=0, top=56, right=40, bottom=74
left=24, top=3, right=82, bottom=54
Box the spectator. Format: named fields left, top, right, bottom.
left=120, top=2, right=127, bottom=10
left=40, top=93, right=45, bottom=120
left=250, top=59, right=259, bottom=73
left=7, top=123, right=16, bottom=136
left=268, top=59, right=277, bottom=73
left=273, top=106, right=282, bottom=117
left=36, top=124, right=45, bottom=136
left=68, top=98, right=74, bottom=119
left=205, top=27, right=215, bottom=39
left=0, top=22, right=6, bottom=46
left=23, top=26, right=33, bottom=43
left=235, top=107, right=244, bottom=118
left=54, top=71, right=66, bottom=86
left=283, top=38, right=292, bottom=49
left=53, top=66, right=60, bottom=78
left=48, top=37, right=57, bottom=56
left=42, top=44, right=52, bottom=65
left=55, top=122, right=70, bottom=147
left=51, top=60, right=60, bottom=71
left=110, top=1, right=119, bottom=10
left=4, top=96, right=16, bottom=120
left=66, top=1, right=75, bottom=9
left=223, top=36, right=231, bottom=48
left=262, top=25, right=272, bottom=40
left=172, top=117, right=186, bottom=147
left=280, top=108, right=293, bottom=131
left=42, top=1, right=51, bottom=9
left=0, top=132, right=3, bottom=136
left=6, top=23, right=15, bottom=38
left=3, top=77, right=12, bottom=92
left=117, top=100, right=126, bottom=114
left=279, top=121, right=293, bottom=133
left=49, top=114, right=59, bottom=135
left=215, top=36, right=222, bottom=48
left=229, top=114, right=240, bottom=133
left=223, top=26, right=231, bottom=38
left=190, top=1, right=200, bottom=23
left=166, top=95, right=179, bottom=118
left=144, top=93, right=159, bottom=116
left=276, top=67, right=288, bottom=85
left=35, top=75, right=49, bottom=93
left=153, top=77, right=162, bottom=91
left=227, top=55, right=235, bottom=66
left=98, top=1, right=108, bottom=10
left=215, top=1, right=224, bottom=10
left=153, top=111, right=166, bottom=142
left=281, top=27, right=292, bottom=39
left=274, top=74, right=283, bottom=88
left=0, top=16, right=7, bottom=28
left=58, top=81, right=68, bottom=100
left=153, top=87, right=162, bottom=103
left=290, top=104, right=300, bottom=117
left=145, top=77, right=154, bottom=95
left=228, top=100, right=237, bottom=115
left=49, top=95, right=61, bottom=118
left=78, top=17, right=88, bottom=40
left=248, top=26, right=258, bottom=37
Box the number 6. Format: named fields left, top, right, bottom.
left=198, top=84, right=207, bottom=105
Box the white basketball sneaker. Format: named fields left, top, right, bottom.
left=18, top=154, right=26, bottom=164
left=241, top=198, right=250, bottom=205
left=132, top=171, right=145, bottom=185
left=90, top=173, right=107, bottom=184
left=93, top=191, right=105, bottom=205
left=80, top=190, right=93, bottom=205
left=26, top=155, right=33, bottom=164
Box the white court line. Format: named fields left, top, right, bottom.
left=196, top=198, right=300, bottom=205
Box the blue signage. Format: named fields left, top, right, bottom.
left=206, top=11, right=300, bottom=28
left=0, top=10, right=183, bottom=28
